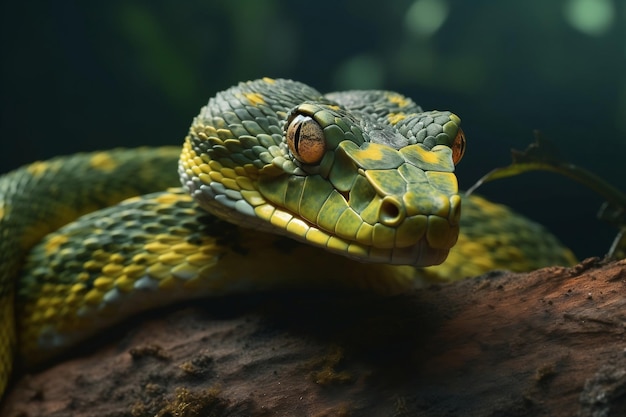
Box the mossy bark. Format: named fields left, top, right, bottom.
left=2, top=258, right=625, bottom=417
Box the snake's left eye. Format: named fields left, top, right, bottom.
left=452, top=128, right=466, bottom=165
left=286, top=114, right=326, bottom=164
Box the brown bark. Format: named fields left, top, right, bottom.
left=2, top=258, right=625, bottom=417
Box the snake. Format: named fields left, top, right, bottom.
left=0, top=78, right=577, bottom=399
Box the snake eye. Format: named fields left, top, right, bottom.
left=452, top=128, right=466, bottom=165
left=286, top=114, right=326, bottom=164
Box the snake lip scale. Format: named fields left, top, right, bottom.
left=0, top=78, right=576, bottom=400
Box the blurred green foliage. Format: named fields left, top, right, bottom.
left=1, top=0, right=625, bottom=258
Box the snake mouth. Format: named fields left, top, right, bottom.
left=263, top=184, right=461, bottom=266
left=361, top=239, right=452, bottom=266
left=299, top=211, right=456, bottom=266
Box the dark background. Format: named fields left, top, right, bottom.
left=1, top=0, right=624, bottom=260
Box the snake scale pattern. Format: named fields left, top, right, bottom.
left=0, top=78, right=576, bottom=398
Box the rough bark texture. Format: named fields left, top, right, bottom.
left=2, top=258, right=625, bottom=417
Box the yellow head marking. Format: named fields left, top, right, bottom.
left=386, top=93, right=411, bottom=108
left=262, top=77, right=276, bottom=84
left=360, top=146, right=387, bottom=161
left=413, top=145, right=441, bottom=164
left=244, top=92, right=266, bottom=106
left=89, top=152, right=118, bottom=173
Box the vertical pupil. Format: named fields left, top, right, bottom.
left=294, top=122, right=303, bottom=152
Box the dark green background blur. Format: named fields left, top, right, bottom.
left=2, top=0, right=625, bottom=260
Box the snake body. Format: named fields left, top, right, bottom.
left=0, top=78, right=576, bottom=398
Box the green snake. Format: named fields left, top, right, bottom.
left=0, top=78, right=576, bottom=398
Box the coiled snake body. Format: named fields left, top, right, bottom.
left=0, top=78, right=576, bottom=398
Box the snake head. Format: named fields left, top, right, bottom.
left=180, top=78, right=465, bottom=267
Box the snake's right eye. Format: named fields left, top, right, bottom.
left=286, top=114, right=326, bottom=164
left=451, top=128, right=466, bottom=165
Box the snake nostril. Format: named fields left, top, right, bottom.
left=379, top=197, right=405, bottom=227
